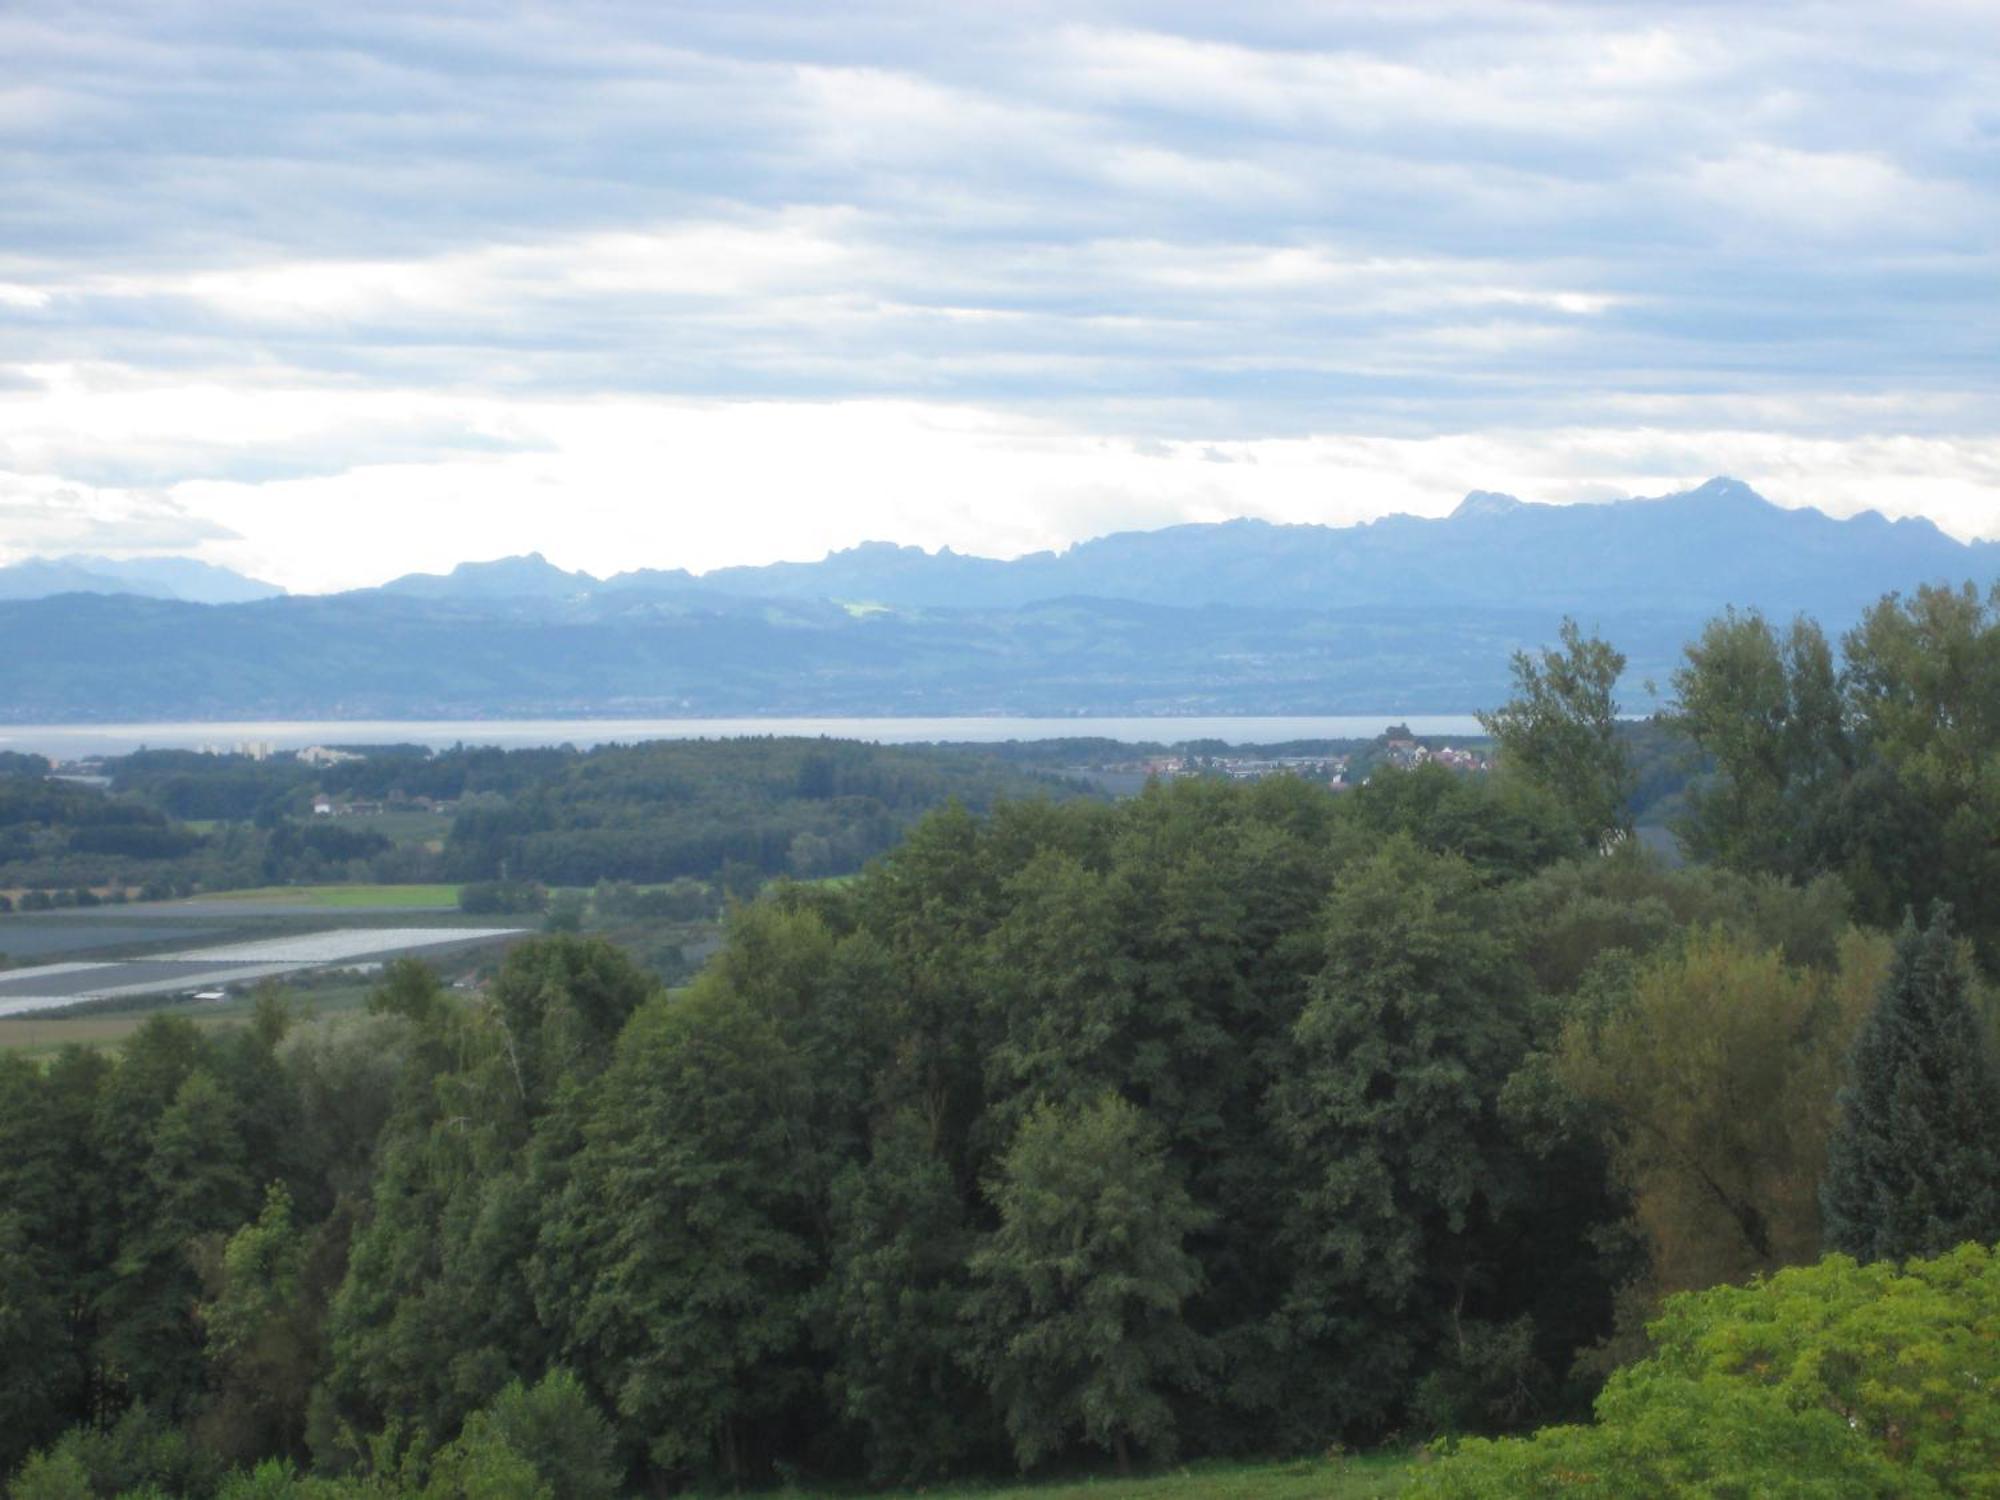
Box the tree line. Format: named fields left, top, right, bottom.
left=0, top=740, right=1077, bottom=902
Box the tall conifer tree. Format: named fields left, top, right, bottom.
left=1821, top=908, right=2000, bottom=1261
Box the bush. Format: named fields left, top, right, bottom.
left=452, top=1370, right=619, bottom=1500
left=457, top=881, right=548, bottom=916
left=6, top=1447, right=91, bottom=1500
left=11, top=1407, right=224, bottom=1500
left=1413, top=1243, right=2000, bottom=1497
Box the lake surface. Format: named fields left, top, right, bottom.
left=0, top=715, right=1486, bottom=758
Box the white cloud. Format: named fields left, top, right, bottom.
left=1679, top=145, right=1975, bottom=240
left=0, top=473, right=238, bottom=556
left=8, top=382, right=1996, bottom=592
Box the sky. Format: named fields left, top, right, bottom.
left=2, top=0, right=1996, bottom=593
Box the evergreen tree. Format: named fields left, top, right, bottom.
left=1822, top=908, right=2000, bottom=1262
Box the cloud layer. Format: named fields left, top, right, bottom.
left=1, top=1, right=1995, bottom=589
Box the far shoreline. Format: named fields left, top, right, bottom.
left=0, top=713, right=1493, bottom=759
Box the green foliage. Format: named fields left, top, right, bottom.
left=1554, top=926, right=1886, bottom=1295
left=1335, top=761, right=1575, bottom=882
left=1271, top=838, right=1536, bottom=1429
left=322, top=941, right=654, bottom=1455
left=5, top=1447, right=93, bottom=1500
left=15, top=1405, right=221, bottom=1500
left=1672, top=608, right=1850, bottom=878
left=537, top=893, right=584, bottom=933
left=825, top=1110, right=993, bottom=1482
left=1822, top=908, right=2000, bottom=1263
left=197, top=1184, right=321, bottom=1463
left=455, top=882, right=546, bottom=917
left=444, top=1384, right=608, bottom=1500
left=969, top=1095, right=1211, bottom=1474
left=1672, top=584, right=2000, bottom=965
left=0, top=1211, right=72, bottom=1475
left=440, top=736, right=1078, bottom=888
left=533, top=981, right=817, bottom=1482
left=1478, top=618, right=1633, bottom=849
left=1413, top=1243, right=2000, bottom=1498
left=43, top=644, right=2000, bottom=1498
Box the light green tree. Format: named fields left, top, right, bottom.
left=1478, top=618, right=1633, bottom=848
left=1412, top=1243, right=2000, bottom=1498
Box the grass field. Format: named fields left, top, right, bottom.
left=347, top=809, right=456, bottom=846
left=0, top=978, right=381, bottom=1060
left=197, top=883, right=462, bottom=908
left=907, top=1457, right=1416, bottom=1500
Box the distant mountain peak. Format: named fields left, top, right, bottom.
left=0, top=554, right=281, bottom=604
left=1451, top=490, right=1525, bottom=520
left=1687, top=476, right=1763, bottom=503
left=458, top=551, right=561, bottom=574
left=380, top=552, right=594, bottom=600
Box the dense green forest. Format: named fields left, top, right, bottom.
left=0, top=740, right=1078, bottom=905
left=7, top=582, right=2000, bottom=1498
left=1, top=726, right=1697, bottom=914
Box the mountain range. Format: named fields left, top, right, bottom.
left=366, top=478, right=1990, bottom=624
left=3, top=479, right=1993, bottom=721
left=0, top=555, right=282, bottom=605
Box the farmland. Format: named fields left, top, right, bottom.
left=0, top=891, right=523, bottom=1044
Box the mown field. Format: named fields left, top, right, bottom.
left=0, top=977, right=383, bottom=1060
left=197, top=882, right=462, bottom=907
left=903, top=1456, right=1416, bottom=1500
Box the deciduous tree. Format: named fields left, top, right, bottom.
left=968, top=1094, right=1209, bottom=1475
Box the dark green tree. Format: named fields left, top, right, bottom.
left=197, top=1183, right=320, bottom=1464
left=1270, top=837, right=1535, bottom=1432
left=1821, top=908, right=2000, bottom=1262
left=967, top=1093, right=1210, bottom=1476
left=533, top=981, right=818, bottom=1484
left=321, top=939, right=654, bottom=1455
left=823, top=1109, right=993, bottom=1483
left=96, top=1066, right=258, bottom=1419
left=0, top=1211, right=70, bottom=1474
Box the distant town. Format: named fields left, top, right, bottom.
left=1075, top=727, right=1493, bottom=792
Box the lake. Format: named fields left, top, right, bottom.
left=0, top=715, right=1487, bottom=759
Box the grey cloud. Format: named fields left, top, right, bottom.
left=0, top=0, right=1993, bottom=458
left=0, top=485, right=241, bottom=554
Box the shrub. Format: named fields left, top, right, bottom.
left=1413, top=1243, right=2000, bottom=1498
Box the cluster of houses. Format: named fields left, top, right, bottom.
left=1088, top=736, right=1494, bottom=793
left=1110, top=753, right=1355, bottom=787
left=1379, top=734, right=1490, bottom=773
left=310, top=793, right=456, bottom=818
left=194, top=739, right=279, bottom=759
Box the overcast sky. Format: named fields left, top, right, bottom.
left=3, top=0, right=1996, bottom=591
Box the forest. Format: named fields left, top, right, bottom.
left=5, top=581, right=2000, bottom=1498
left=0, top=740, right=1077, bottom=906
